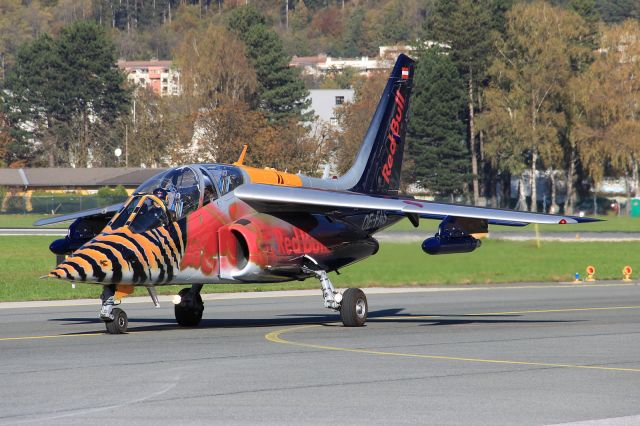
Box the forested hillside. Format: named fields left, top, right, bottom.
left=1, top=0, right=640, bottom=214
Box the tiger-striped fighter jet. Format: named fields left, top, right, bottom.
left=37, top=55, right=598, bottom=334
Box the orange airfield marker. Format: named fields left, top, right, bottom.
left=623, top=266, right=633, bottom=282
left=585, top=265, right=596, bottom=282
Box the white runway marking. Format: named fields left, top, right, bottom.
left=549, top=415, right=640, bottom=425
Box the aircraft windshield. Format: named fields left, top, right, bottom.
left=133, top=165, right=245, bottom=218
left=109, top=199, right=138, bottom=230
left=129, top=197, right=168, bottom=233
left=203, top=165, right=244, bottom=196
left=134, top=166, right=202, bottom=220
left=108, top=195, right=169, bottom=233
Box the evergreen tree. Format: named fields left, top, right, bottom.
left=407, top=48, right=468, bottom=197
left=3, top=21, right=129, bottom=166
left=339, top=7, right=365, bottom=57
left=228, top=5, right=310, bottom=122
left=595, top=0, right=640, bottom=23
left=569, top=0, right=600, bottom=54
left=424, top=0, right=495, bottom=205
left=3, top=33, right=66, bottom=166
left=379, top=0, right=411, bottom=46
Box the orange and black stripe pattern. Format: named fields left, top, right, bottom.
left=49, top=219, right=188, bottom=285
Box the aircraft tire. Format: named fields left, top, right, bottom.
left=340, top=288, right=367, bottom=327
left=175, top=289, right=203, bottom=327
left=105, top=308, right=128, bottom=334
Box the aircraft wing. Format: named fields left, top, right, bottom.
left=33, top=203, right=123, bottom=226
left=234, top=184, right=599, bottom=226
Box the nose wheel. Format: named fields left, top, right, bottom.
left=104, top=308, right=128, bottom=334
left=99, top=285, right=130, bottom=334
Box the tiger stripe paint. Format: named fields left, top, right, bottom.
left=49, top=218, right=188, bottom=286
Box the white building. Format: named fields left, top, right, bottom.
left=117, top=60, right=181, bottom=96
left=308, top=89, right=355, bottom=126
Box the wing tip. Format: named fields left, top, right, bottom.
left=571, top=217, right=604, bottom=224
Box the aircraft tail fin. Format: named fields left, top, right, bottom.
left=342, top=54, right=415, bottom=195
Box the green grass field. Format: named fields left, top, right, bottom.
left=0, top=214, right=66, bottom=228
left=1, top=236, right=638, bottom=302
left=390, top=214, right=640, bottom=233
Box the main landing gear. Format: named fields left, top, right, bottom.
left=303, top=256, right=368, bottom=327
left=173, top=284, right=204, bottom=327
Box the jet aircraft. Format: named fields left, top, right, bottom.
left=37, top=55, right=597, bottom=334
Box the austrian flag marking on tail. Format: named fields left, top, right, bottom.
left=401, top=67, right=409, bottom=79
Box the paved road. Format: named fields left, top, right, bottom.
left=1, top=283, right=640, bottom=425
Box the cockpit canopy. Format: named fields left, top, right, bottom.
left=108, top=165, right=245, bottom=233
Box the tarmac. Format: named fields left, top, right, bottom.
left=2, top=282, right=640, bottom=425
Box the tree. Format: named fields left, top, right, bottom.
left=332, top=72, right=387, bottom=174
left=3, top=33, right=64, bottom=166
left=126, top=87, right=172, bottom=168
left=571, top=20, right=640, bottom=198
left=378, top=0, right=412, bottom=46
left=174, top=24, right=257, bottom=110
left=193, top=99, right=324, bottom=173
left=228, top=5, right=311, bottom=122
left=3, top=21, right=130, bottom=167
left=423, top=0, right=495, bottom=205
left=481, top=1, right=590, bottom=211
left=0, top=0, right=53, bottom=81
left=407, top=47, right=468, bottom=198
left=54, top=21, right=130, bottom=167
left=596, top=0, right=640, bottom=23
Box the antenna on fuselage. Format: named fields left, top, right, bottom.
left=234, top=144, right=248, bottom=166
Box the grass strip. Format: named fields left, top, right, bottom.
left=1, top=236, right=638, bottom=302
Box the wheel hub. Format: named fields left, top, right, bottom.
left=355, top=298, right=366, bottom=318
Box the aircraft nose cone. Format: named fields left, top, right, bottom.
left=49, top=258, right=83, bottom=281
left=49, top=253, right=109, bottom=283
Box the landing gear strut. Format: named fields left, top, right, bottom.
left=100, top=285, right=128, bottom=334
left=174, top=284, right=204, bottom=327
left=303, top=256, right=368, bottom=327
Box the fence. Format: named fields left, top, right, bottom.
left=0, top=194, right=129, bottom=215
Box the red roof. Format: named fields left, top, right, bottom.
left=117, top=60, right=173, bottom=70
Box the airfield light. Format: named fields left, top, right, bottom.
left=172, top=295, right=182, bottom=305
left=623, top=266, right=633, bottom=282
left=573, top=272, right=580, bottom=284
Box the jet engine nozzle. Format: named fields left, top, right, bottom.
left=421, top=235, right=481, bottom=255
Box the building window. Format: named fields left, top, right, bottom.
left=330, top=117, right=338, bottom=125
left=335, top=96, right=344, bottom=106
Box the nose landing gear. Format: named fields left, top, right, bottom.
left=100, top=285, right=130, bottom=334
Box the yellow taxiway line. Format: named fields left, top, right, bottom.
left=265, top=305, right=640, bottom=374
left=0, top=332, right=104, bottom=341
